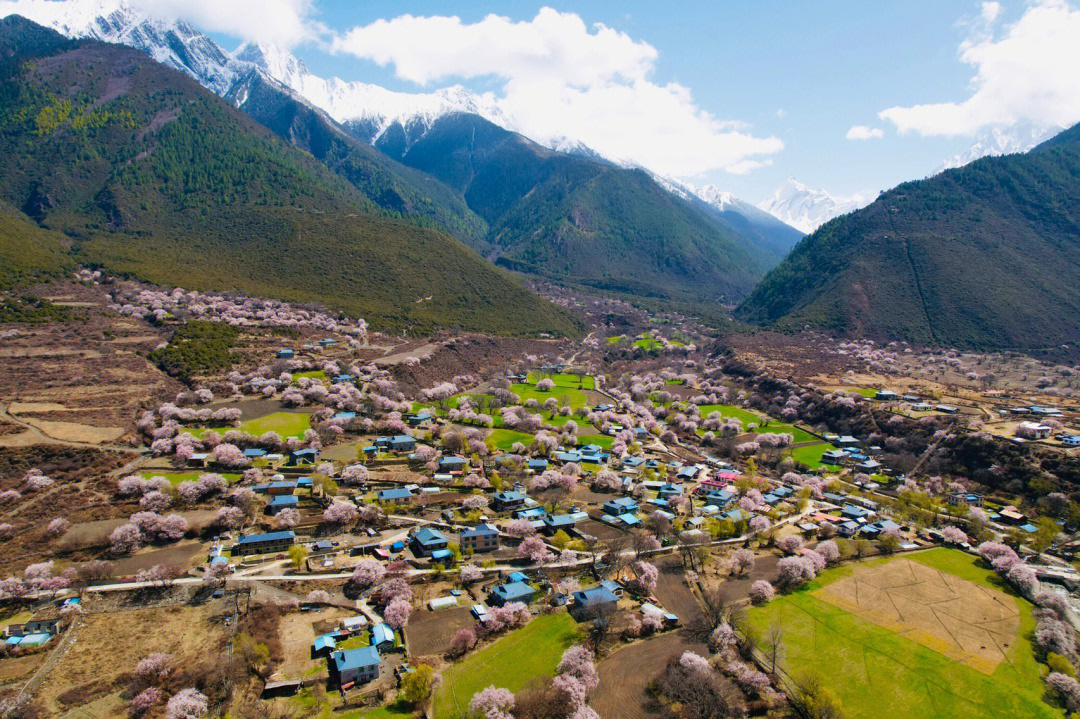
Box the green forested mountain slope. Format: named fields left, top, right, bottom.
left=736, top=124, right=1080, bottom=349
left=370, top=112, right=770, bottom=304
left=224, top=70, right=489, bottom=248
left=0, top=17, right=579, bottom=336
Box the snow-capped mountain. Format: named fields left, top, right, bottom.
left=14, top=0, right=242, bottom=95
left=652, top=176, right=803, bottom=263
left=932, top=123, right=1066, bottom=175
left=9, top=1, right=513, bottom=148
left=757, top=177, right=870, bottom=234
left=233, top=41, right=509, bottom=144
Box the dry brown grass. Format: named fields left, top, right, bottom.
left=814, top=558, right=1019, bottom=674
left=37, top=604, right=230, bottom=714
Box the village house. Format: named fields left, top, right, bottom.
left=267, top=494, right=299, bottom=515
left=490, top=581, right=535, bottom=606
left=603, top=497, right=639, bottom=516
left=460, top=523, right=500, bottom=553
left=410, top=527, right=449, bottom=557
left=571, top=585, right=618, bottom=621
left=233, top=530, right=296, bottom=556
left=377, top=487, right=414, bottom=505
left=492, top=490, right=527, bottom=512
left=330, top=646, right=380, bottom=688
left=542, top=514, right=579, bottom=535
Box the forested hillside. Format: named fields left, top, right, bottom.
left=368, top=112, right=771, bottom=304
left=224, top=70, right=489, bottom=247
left=0, top=17, right=580, bottom=336
left=736, top=123, right=1080, bottom=349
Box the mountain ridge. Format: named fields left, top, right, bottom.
left=736, top=123, right=1080, bottom=350
left=0, top=16, right=580, bottom=337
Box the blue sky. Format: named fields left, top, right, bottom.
left=12, top=0, right=1074, bottom=205
left=253, top=1, right=979, bottom=202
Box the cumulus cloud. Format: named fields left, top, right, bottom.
left=331, top=7, right=782, bottom=177
left=879, top=0, right=1080, bottom=137
left=0, top=0, right=323, bottom=48
left=845, top=125, right=884, bottom=140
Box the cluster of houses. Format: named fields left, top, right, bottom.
left=2, top=603, right=73, bottom=649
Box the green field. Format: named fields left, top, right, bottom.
left=292, top=370, right=327, bottom=383
left=141, top=471, right=241, bottom=486
left=528, top=371, right=595, bottom=390
left=433, top=613, right=577, bottom=719
left=487, top=429, right=536, bottom=452
left=511, top=383, right=588, bottom=410
left=696, top=403, right=764, bottom=425
left=745, top=549, right=1058, bottom=719
left=578, top=434, right=615, bottom=450
left=190, top=411, right=313, bottom=440
left=786, top=442, right=838, bottom=470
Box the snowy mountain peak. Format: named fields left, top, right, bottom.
left=758, top=177, right=869, bottom=234
left=932, top=123, right=1066, bottom=176
left=232, top=41, right=308, bottom=88
left=695, top=185, right=737, bottom=211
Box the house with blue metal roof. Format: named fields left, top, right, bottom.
left=312, top=633, right=337, bottom=657
left=371, top=623, right=395, bottom=648
left=543, top=514, right=578, bottom=534
left=603, top=497, right=639, bottom=515
left=492, top=491, right=527, bottom=511
left=514, top=506, right=547, bottom=520
left=243, top=448, right=267, bottom=459
left=658, top=484, right=684, bottom=500
left=277, top=348, right=294, bottom=359
left=861, top=519, right=900, bottom=537
left=704, top=489, right=735, bottom=507
left=385, top=435, right=416, bottom=452
left=406, top=411, right=433, bottom=426
left=233, top=530, right=295, bottom=556
left=377, top=487, right=414, bottom=504
left=332, top=411, right=357, bottom=421
left=527, top=459, right=549, bottom=472
left=571, top=586, right=618, bottom=620
left=296, top=476, right=313, bottom=489
left=460, top=523, right=499, bottom=553
left=411, top=527, right=449, bottom=557
left=621, top=456, right=645, bottom=468
left=555, top=451, right=583, bottom=464
left=677, top=466, right=700, bottom=481
left=508, top=571, right=530, bottom=583
left=267, top=494, right=299, bottom=515
left=330, top=645, right=380, bottom=687
left=439, top=456, right=468, bottom=472
left=490, top=581, right=535, bottom=606
left=289, top=448, right=319, bottom=466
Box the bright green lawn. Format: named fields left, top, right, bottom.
left=141, top=471, right=241, bottom=486
left=696, top=404, right=764, bottom=425
left=433, top=613, right=577, bottom=719
left=511, top=383, right=587, bottom=410
left=292, top=370, right=326, bottom=383
left=745, top=548, right=1059, bottom=719
left=578, top=434, right=615, bottom=450
left=528, top=371, right=595, bottom=390
left=487, top=429, right=536, bottom=452
left=786, top=442, right=835, bottom=470
left=190, top=411, right=313, bottom=440
left=344, top=702, right=416, bottom=719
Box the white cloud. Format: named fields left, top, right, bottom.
left=845, top=125, right=884, bottom=140
left=330, top=7, right=782, bottom=177
left=880, top=0, right=1080, bottom=137
left=0, top=0, right=324, bottom=48
left=981, top=1, right=1003, bottom=24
